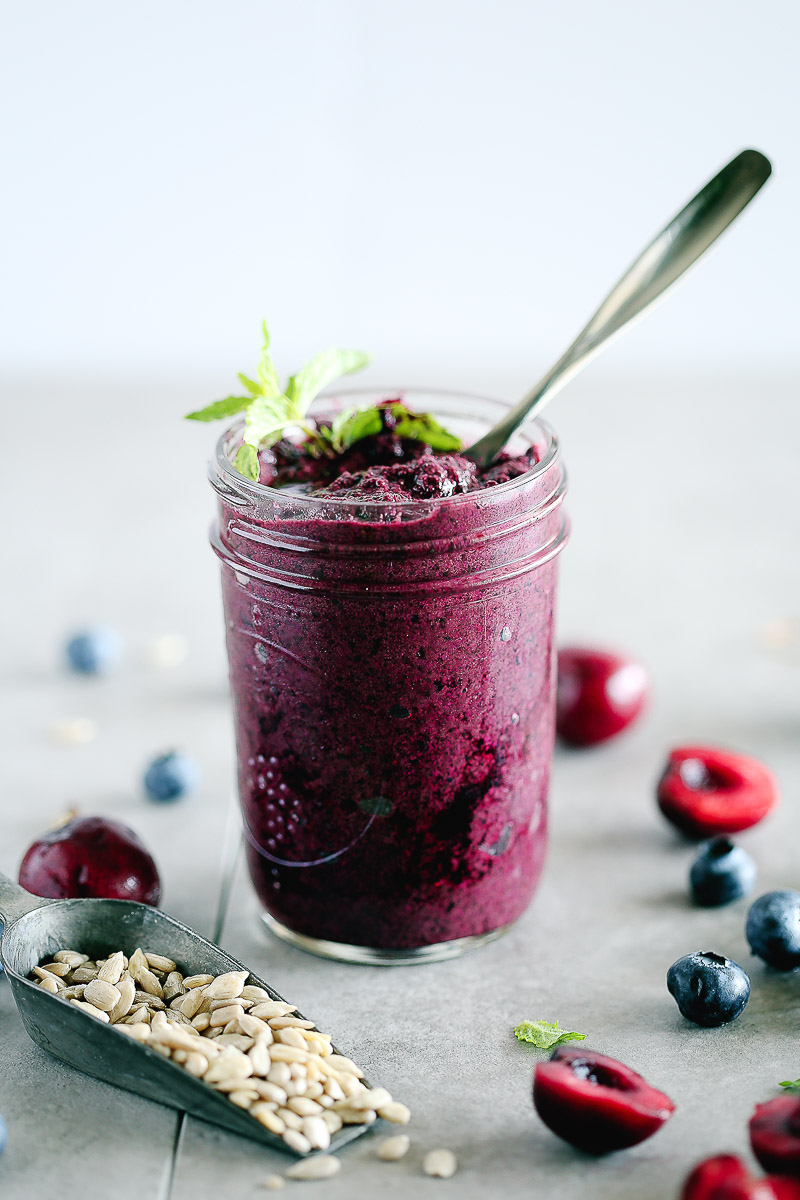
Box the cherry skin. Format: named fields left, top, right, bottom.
left=532, top=1046, right=674, bottom=1154
left=657, top=745, right=779, bottom=839
left=750, top=1096, right=800, bottom=1179
left=556, top=648, right=648, bottom=747
left=682, top=1153, right=800, bottom=1198
left=19, top=816, right=161, bottom=905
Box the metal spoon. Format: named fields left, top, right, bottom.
left=0, top=872, right=369, bottom=1155
left=465, top=148, right=772, bottom=468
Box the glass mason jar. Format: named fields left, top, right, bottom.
left=210, top=390, right=568, bottom=964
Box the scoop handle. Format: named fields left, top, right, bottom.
left=0, top=871, right=50, bottom=925
left=465, top=148, right=772, bottom=467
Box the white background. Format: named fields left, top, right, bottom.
left=1, top=0, right=797, bottom=391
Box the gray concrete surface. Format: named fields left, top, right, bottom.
left=1, top=370, right=798, bottom=1197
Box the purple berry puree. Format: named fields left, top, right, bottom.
left=211, top=394, right=568, bottom=956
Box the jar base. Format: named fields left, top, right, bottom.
left=260, top=911, right=514, bottom=966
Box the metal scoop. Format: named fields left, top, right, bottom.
left=0, top=872, right=369, bottom=1154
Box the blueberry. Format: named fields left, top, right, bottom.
left=143, top=751, right=201, bottom=802
left=667, top=951, right=750, bottom=1027
left=0, top=1113, right=6, bottom=1156
left=746, top=890, right=800, bottom=969
left=689, top=836, right=757, bottom=907
left=65, top=627, right=123, bottom=676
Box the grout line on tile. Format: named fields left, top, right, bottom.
left=161, top=797, right=242, bottom=1200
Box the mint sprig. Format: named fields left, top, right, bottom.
left=779, top=1079, right=800, bottom=1091
left=322, top=400, right=462, bottom=455
left=186, top=322, right=371, bottom=480
left=513, top=1020, right=587, bottom=1049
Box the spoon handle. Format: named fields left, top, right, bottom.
left=0, top=871, right=49, bottom=925
left=466, top=149, right=772, bottom=467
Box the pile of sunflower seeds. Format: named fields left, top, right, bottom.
left=33, top=948, right=410, bottom=1155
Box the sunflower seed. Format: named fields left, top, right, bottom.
left=53, top=950, right=89, bottom=967
left=97, top=951, right=126, bottom=985
left=320, top=1111, right=343, bottom=1135
left=203, top=971, right=248, bottom=1000
left=183, top=974, right=214, bottom=989
left=287, top=1096, right=323, bottom=1117
left=423, top=1149, right=457, bottom=1178
left=282, top=1130, right=312, bottom=1155
left=145, top=952, right=177, bottom=973
left=116, top=1023, right=151, bottom=1042
left=285, top=1154, right=340, bottom=1180
left=241, top=985, right=269, bottom=1002
left=163, top=971, right=186, bottom=1002
left=378, top=1134, right=411, bottom=1161
left=84, top=979, right=122, bottom=1012
left=378, top=1101, right=411, bottom=1125
left=252, top=1105, right=286, bottom=1135
left=70, top=999, right=110, bottom=1022
left=301, top=1116, right=331, bottom=1151
left=249, top=1001, right=298, bottom=1019
left=38, top=976, right=60, bottom=994
left=262, top=1175, right=285, bottom=1191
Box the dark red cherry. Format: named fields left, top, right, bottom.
left=750, top=1096, right=800, bottom=1179
left=532, top=1046, right=674, bottom=1154
left=682, top=1153, right=800, bottom=1198
left=19, top=816, right=161, bottom=905
left=556, top=648, right=648, bottom=747
left=657, top=745, right=778, bottom=839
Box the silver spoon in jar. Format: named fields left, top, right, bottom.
left=465, top=148, right=772, bottom=468
left=0, top=872, right=371, bottom=1155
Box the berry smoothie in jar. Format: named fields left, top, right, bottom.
left=198, top=340, right=568, bottom=963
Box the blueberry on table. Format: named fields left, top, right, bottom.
left=18, top=815, right=161, bottom=905
left=64, top=626, right=123, bottom=676
left=746, top=890, right=800, bottom=969
left=143, top=751, right=201, bottom=802
left=657, top=745, right=778, bottom=838
left=532, top=1046, right=674, bottom=1154
left=690, top=837, right=757, bottom=907
left=750, top=1095, right=800, bottom=1179
left=667, top=951, right=750, bottom=1027
left=556, top=647, right=648, bottom=747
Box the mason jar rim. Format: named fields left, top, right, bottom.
left=211, top=387, right=560, bottom=512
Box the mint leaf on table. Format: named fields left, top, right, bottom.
left=513, top=1020, right=587, bottom=1049
left=779, top=1079, right=800, bottom=1091
left=185, top=322, right=371, bottom=481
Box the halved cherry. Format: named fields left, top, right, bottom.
left=532, top=1046, right=674, bottom=1154
left=750, top=1096, right=800, bottom=1179
left=556, top=647, right=648, bottom=747
left=681, top=1153, right=800, bottom=1198
left=657, top=745, right=778, bottom=839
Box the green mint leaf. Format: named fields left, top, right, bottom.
left=390, top=404, right=462, bottom=451
left=256, top=320, right=281, bottom=396
left=185, top=396, right=250, bottom=422
left=234, top=442, right=260, bottom=481
left=330, top=405, right=383, bottom=452
left=285, top=349, right=371, bottom=419
left=241, top=392, right=295, bottom=450
left=780, top=1079, right=800, bottom=1091
left=237, top=373, right=263, bottom=397
left=513, top=1020, right=587, bottom=1049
